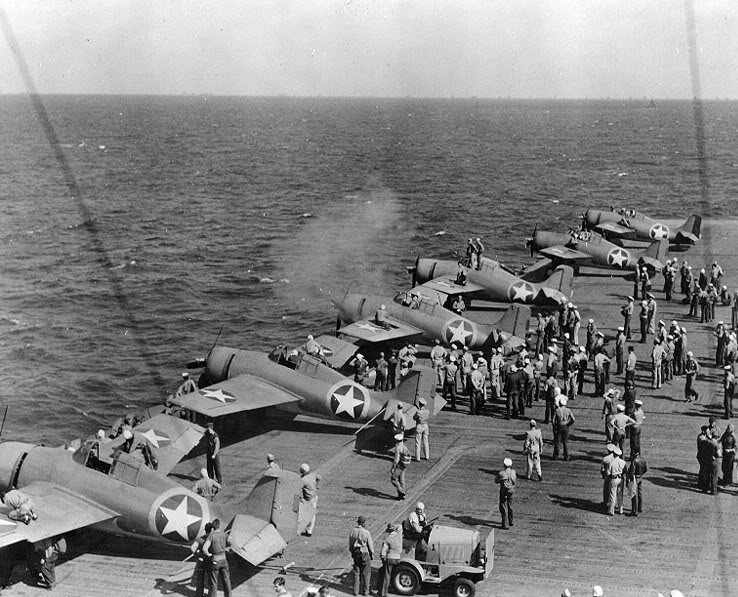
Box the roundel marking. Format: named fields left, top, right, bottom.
left=443, top=318, right=476, bottom=348
left=149, top=488, right=208, bottom=544
left=606, top=247, right=630, bottom=268
left=507, top=281, right=535, bottom=303
left=649, top=223, right=669, bottom=239
left=138, top=428, right=171, bottom=449
left=328, top=380, right=369, bottom=420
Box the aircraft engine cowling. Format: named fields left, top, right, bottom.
left=413, top=259, right=438, bottom=284
left=0, top=441, right=37, bottom=493
left=200, top=346, right=240, bottom=386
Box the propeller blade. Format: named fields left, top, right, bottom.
left=335, top=314, right=342, bottom=338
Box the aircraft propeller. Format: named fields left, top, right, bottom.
left=186, top=325, right=224, bottom=369
left=406, top=256, right=420, bottom=288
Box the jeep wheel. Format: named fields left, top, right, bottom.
left=452, top=577, right=476, bottom=597
left=392, top=564, right=421, bottom=596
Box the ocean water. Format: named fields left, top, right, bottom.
left=1, top=95, right=736, bottom=444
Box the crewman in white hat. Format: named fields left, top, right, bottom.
left=495, top=458, right=517, bottom=529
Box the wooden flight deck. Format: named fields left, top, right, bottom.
left=3, top=219, right=737, bottom=597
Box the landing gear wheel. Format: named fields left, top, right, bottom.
left=452, top=577, right=476, bottom=597
left=392, top=564, right=421, bottom=596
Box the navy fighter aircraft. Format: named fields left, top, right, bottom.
left=526, top=226, right=668, bottom=274
left=169, top=339, right=443, bottom=433
left=408, top=255, right=571, bottom=307
left=582, top=208, right=701, bottom=245
left=0, top=413, right=313, bottom=565
left=332, top=289, right=529, bottom=352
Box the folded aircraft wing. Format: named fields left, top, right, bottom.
left=595, top=221, right=632, bottom=236
left=132, top=414, right=205, bottom=475
left=0, top=481, right=118, bottom=549
left=415, top=277, right=485, bottom=296
left=313, top=334, right=361, bottom=369
left=537, top=245, right=592, bottom=263
left=339, top=316, right=424, bottom=344
left=167, top=376, right=300, bottom=417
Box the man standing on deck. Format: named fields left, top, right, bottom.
left=523, top=420, right=543, bottom=481
left=379, top=523, right=402, bottom=597
left=621, top=297, right=634, bottom=340
left=600, top=444, right=617, bottom=510
left=413, top=397, right=430, bottom=460
left=606, top=446, right=626, bottom=516
left=552, top=396, right=575, bottom=461
left=300, top=464, right=320, bottom=536
left=639, top=301, right=649, bottom=343
left=469, top=363, right=486, bottom=415
left=615, top=327, right=626, bottom=374
left=474, top=237, right=485, bottom=269
left=651, top=339, right=665, bottom=389
left=625, top=346, right=637, bottom=388
left=684, top=351, right=700, bottom=402
left=630, top=400, right=645, bottom=457
left=348, top=516, right=374, bottom=596
left=443, top=356, right=458, bottom=410
left=611, top=404, right=635, bottom=455
left=374, top=352, right=388, bottom=392
left=495, top=458, right=517, bottom=529
left=430, top=340, right=447, bottom=387
left=593, top=350, right=610, bottom=397
left=723, top=365, right=735, bottom=420
left=627, top=451, right=648, bottom=515
left=205, top=423, right=222, bottom=485
left=203, top=518, right=232, bottom=597
left=391, top=441, right=412, bottom=500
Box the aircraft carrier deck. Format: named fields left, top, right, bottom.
left=3, top=219, right=737, bottom=597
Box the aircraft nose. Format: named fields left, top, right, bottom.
left=414, top=259, right=436, bottom=284
left=205, top=347, right=238, bottom=383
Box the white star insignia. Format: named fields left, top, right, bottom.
left=608, top=248, right=629, bottom=267
left=201, top=389, right=235, bottom=403
left=159, top=496, right=201, bottom=541
left=331, top=385, right=365, bottom=418
left=139, top=428, right=170, bottom=448
left=509, top=282, right=534, bottom=302
left=356, top=322, right=380, bottom=333
left=650, top=224, right=669, bottom=239
left=446, top=319, right=473, bottom=346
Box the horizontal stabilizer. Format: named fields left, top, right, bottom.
left=676, top=214, right=701, bottom=244
left=520, top=259, right=553, bottom=283
left=229, top=514, right=287, bottom=566
left=431, top=394, right=447, bottom=416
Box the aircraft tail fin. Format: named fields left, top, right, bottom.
left=543, top=265, right=574, bottom=297
left=494, top=304, right=532, bottom=340
left=386, top=366, right=439, bottom=412
left=230, top=470, right=312, bottom=565
left=639, top=238, right=669, bottom=271
left=676, top=215, right=702, bottom=244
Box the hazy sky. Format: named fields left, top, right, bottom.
left=0, top=0, right=736, bottom=98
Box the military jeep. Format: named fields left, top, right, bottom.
left=391, top=524, right=494, bottom=597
